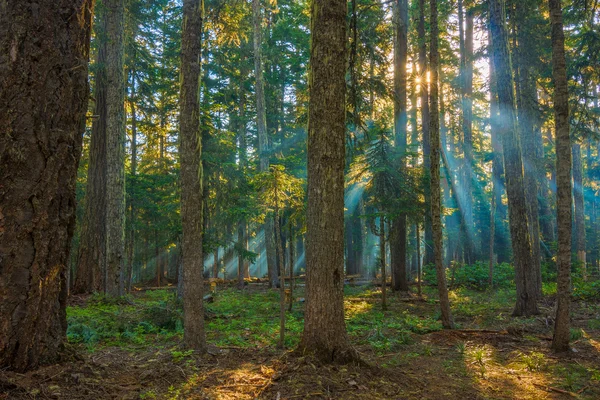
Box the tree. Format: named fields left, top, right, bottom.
left=391, top=0, right=409, bottom=292
left=0, top=0, right=94, bottom=371
left=430, top=0, right=453, bottom=329
left=298, top=0, right=357, bottom=363
left=418, top=0, right=433, bottom=267
left=489, top=0, right=539, bottom=316
left=180, top=0, right=206, bottom=352
left=76, top=0, right=126, bottom=296
left=253, top=0, right=278, bottom=288
left=548, top=0, right=572, bottom=353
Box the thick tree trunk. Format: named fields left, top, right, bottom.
left=515, top=0, right=543, bottom=296
left=298, top=0, right=357, bottom=363
left=489, top=0, right=538, bottom=316
left=548, top=0, right=572, bottom=353
left=180, top=0, right=206, bottom=352
left=572, top=143, right=586, bottom=278
left=253, top=0, right=278, bottom=288
left=0, top=0, right=93, bottom=371
left=418, top=0, right=434, bottom=266
left=430, top=0, right=454, bottom=329
left=391, top=0, right=409, bottom=292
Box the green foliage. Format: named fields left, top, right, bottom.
left=518, top=351, right=546, bottom=372
left=572, top=279, right=600, bottom=301
left=423, top=262, right=514, bottom=290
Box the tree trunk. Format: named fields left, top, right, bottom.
left=298, top=0, right=357, bottom=363
left=126, top=70, right=137, bottom=293
left=289, top=224, right=295, bottom=312
left=380, top=217, right=387, bottom=310
left=0, top=0, right=93, bottom=371
left=430, top=0, right=454, bottom=329
left=253, top=0, right=278, bottom=288
left=419, top=0, right=434, bottom=267
left=391, top=0, right=409, bottom=292
left=102, top=0, right=126, bottom=297
left=549, top=0, right=572, bottom=353
left=489, top=0, right=538, bottom=316
left=572, top=143, right=586, bottom=279
left=180, top=0, right=206, bottom=352
left=458, top=0, right=476, bottom=262
left=515, top=0, right=543, bottom=296
left=275, top=204, right=285, bottom=349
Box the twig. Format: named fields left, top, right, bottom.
left=533, top=383, right=579, bottom=397
left=287, top=392, right=324, bottom=398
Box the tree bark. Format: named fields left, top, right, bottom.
left=489, top=0, right=538, bottom=316
left=298, top=0, right=357, bottom=363
left=253, top=0, right=278, bottom=288
left=0, top=0, right=94, bottom=371
left=180, top=0, right=206, bottom=352
left=391, top=0, right=409, bottom=292
left=430, top=0, right=454, bottom=329
left=459, top=0, right=475, bottom=262
left=103, top=0, right=126, bottom=297
left=515, top=0, right=543, bottom=296
left=126, top=69, right=138, bottom=292
left=548, top=0, right=572, bottom=353
left=418, top=0, right=434, bottom=266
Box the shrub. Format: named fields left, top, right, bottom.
left=423, top=262, right=514, bottom=291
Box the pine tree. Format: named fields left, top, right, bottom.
left=180, top=0, right=206, bottom=352
left=0, top=0, right=94, bottom=371
left=299, top=0, right=358, bottom=363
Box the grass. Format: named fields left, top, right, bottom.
left=57, top=281, right=600, bottom=399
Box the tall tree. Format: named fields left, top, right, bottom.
left=104, top=0, right=127, bottom=296
left=180, top=0, right=206, bottom=352
left=298, top=0, right=357, bottom=363
left=391, top=0, right=409, bottom=292
left=76, top=0, right=126, bottom=296
left=489, top=0, right=539, bottom=316
left=418, top=0, right=434, bottom=266
left=430, top=0, right=453, bottom=329
left=253, top=0, right=278, bottom=288
left=549, top=0, right=572, bottom=353
left=0, top=0, right=94, bottom=371
left=515, top=0, right=543, bottom=296
left=459, top=0, right=475, bottom=262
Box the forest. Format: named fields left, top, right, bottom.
left=1, top=0, right=600, bottom=398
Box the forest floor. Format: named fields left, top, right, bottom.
left=1, top=282, right=599, bottom=399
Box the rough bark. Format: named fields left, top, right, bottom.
left=0, top=0, right=94, bottom=371
left=549, top=0, right=572, bottom=353
left=459, top=0, right=475, bottom=262
left=418, top=0, right=433, bottom=266
left=298, top=0, right=357, bottom=363
left=253, top=0, right=278, bottom=288
left=430, top=0, right=454, bottom=329
left=489, top=0, right=538, bottom=316
left=515, top=0, right=543, bottom=296
left=391, top=0, right=409, bottom=292
left=103, top=0, right=126, bottom=297
left=180, top=0, right=206, bottom=352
